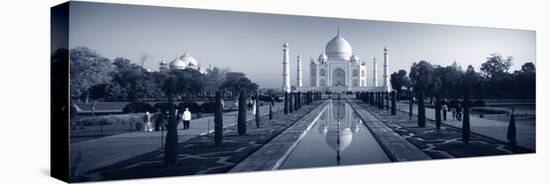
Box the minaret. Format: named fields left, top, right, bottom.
left=296, top=54, right=302, bottom=88
left=282, top=42, right=291, bottom=93
left=383, top=46, right=390, bottom=92
left=372, top=57, right=378, bottom=87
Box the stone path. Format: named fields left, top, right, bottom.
left=396, top=102, right=535, bottom=150
left=357, top=99, right=533, bottom=160
left=73, top=100, right=324, bottom=182
left=70, top=103, right=283, bottom=178
left=347, top=100, right=431, bottom=161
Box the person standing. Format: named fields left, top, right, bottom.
left=183, top=108, right=192, bottom=129
left=144, top=111, right=153, bottom=132
left=252, top=99, right=257, bottom=116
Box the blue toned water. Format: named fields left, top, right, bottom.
left=280, top=100, right=391, bottom=169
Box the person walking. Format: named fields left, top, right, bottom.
left=441, top=102, right=448, bottom=121
left=183, top=108, right=192, bottom=130
left=456, top=104, right=462, bottom=121
left=154, top=109, right=163, bottom=131
left=247, top=98, right=253, bottom=111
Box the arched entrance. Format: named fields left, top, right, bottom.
left=332, top=68, right=346, bottom=86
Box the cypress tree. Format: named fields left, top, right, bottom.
left=391, top=91, right=397, bottom=115
left=379, top=92, right=384, bottom=109
left=507, top=110, right=517, bottom=152
left=255, top=92, right=261, bottom=128
left=385, top=92, right=390, bottom=111
left=214, top=91, right=223, bottom=146
left=284, top=92, right=289, bottom=114
left=409, top=90, right=413, bottom=120
left=462, top=91, right=471, bottom=144
left=435, top=95, right=442, bottom=129
left=238, top=91, right=247, bottom=136
left=269, top=104, right=273, bottom=120
left=289, top=92, right=294, bottom=113
left=418, top=91, right=426, bottom=127
left=164, top=92, right=177, bottom=166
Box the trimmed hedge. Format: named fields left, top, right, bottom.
left=448, top=99, right=460, bottom=109
left=178, top=101, right=201, bottom=114
left=153, top=102, right=171, bottom=112
left=473, top=100, right=486, bottom=107
left=123, top=102, right=153, bottom=113
left=201, top=102, right=217, bottom=113
left=77, top=113, right=145, bottom=126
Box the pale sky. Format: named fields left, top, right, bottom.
left=68, top=1, right=536, bottom=89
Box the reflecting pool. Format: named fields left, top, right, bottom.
left=280, top=100, right=391, bottom=169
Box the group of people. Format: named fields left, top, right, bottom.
left=142, top=108, right=193, bottom=132
left=434, top=98, right=463, bottom=121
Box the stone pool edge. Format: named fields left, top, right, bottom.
left=229, top=100, right=330, bottom=172
left=347, top=99, right=432, bottom=162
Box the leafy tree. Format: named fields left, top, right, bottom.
left=390, top=70, right=411, bottom=98
left=88, top=84, right=109, bottom=101
left=109, top=57, right=162, bottom=101
left=220, top=72, right=259, bottom=96
left=204, top=67, right=229, bottom=95
left=69, top=47, right=113, bottom=101
left=512, top=62, right=536, bottom=99
left=410, top=60, right=439, bottom=127
left=462, top=65, right=482, bottom=97
left=433, top=65, right=463, bottom=98
left=480, top=53, right=513, bottom=78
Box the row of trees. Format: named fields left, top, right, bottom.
left=55, top=47, right=263, bottom=166
left=390, top=53, right=536, bottom=100
left=61, top=47, right=259, bottom=103
left=387, top=53, right=533, bottom=148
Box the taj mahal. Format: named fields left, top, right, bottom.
left=282, top=29, right=391, bottom=93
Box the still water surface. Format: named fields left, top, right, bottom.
left=280, top=100, right=391, bottom=169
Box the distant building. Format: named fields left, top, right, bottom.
left=159, top=50, right=206, bottom=74
left=284, top=29, right=391, bottom=92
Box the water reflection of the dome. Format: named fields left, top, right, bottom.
left=317, top=100, right=364, bottom=153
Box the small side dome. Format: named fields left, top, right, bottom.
left=350, top=54, right=360, bottom=64
left=179, top=51, right=198, bottom=69
left=283, top=42, right=289, bottom=47
left=318, top=53, right=328, bottom=63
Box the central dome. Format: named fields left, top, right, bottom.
left=325, top=30, right=353, bottom=61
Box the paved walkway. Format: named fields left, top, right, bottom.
left=73, top=100, right=324, bottom=182
left=395, top=102, right=535, bottom=150
left=357, top=99, right=532, bottom=159
left=70, top=103, right=283, bottom=176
